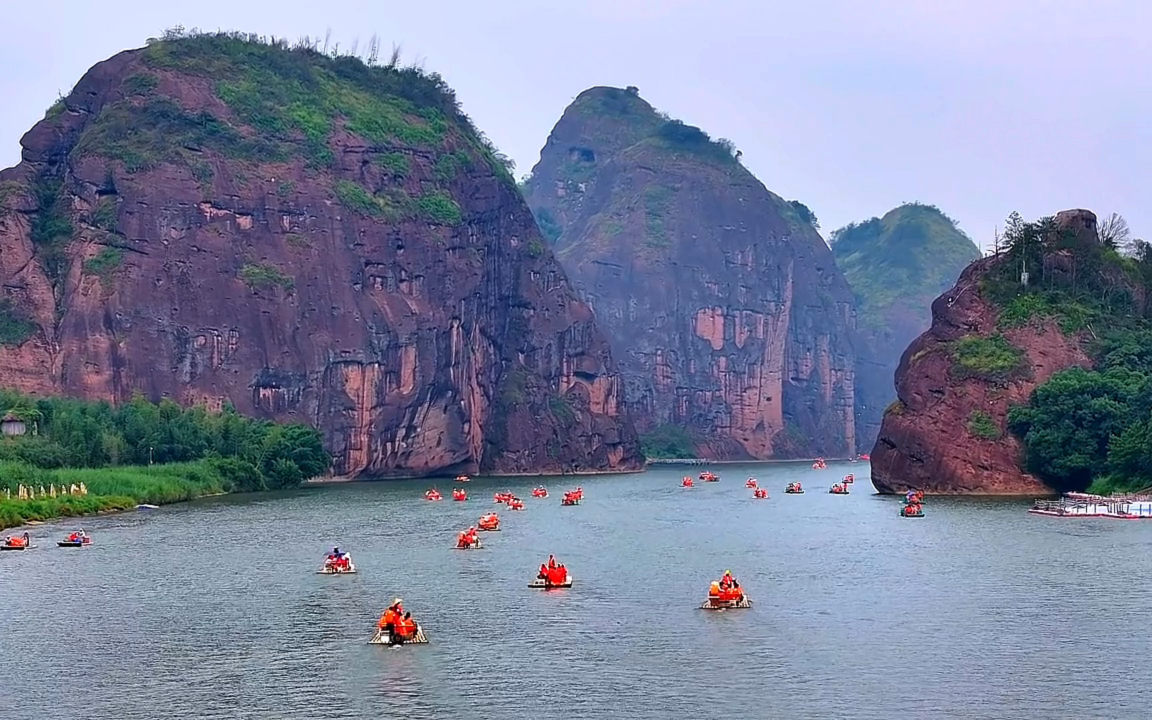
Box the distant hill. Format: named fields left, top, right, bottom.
left=832, top=203, right=981, bottom=446
left=523, top=86, right=858, bottom=460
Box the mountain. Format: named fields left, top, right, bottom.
left=0, top=31, right=643, bottom=478
left=831, top=203, right=982, bottom=446
left=522, top=86, right=857, bottom=459
left=870, top=208, right=1152, bottom=494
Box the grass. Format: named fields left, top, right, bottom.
left=277, top=181, right=295, bottom=198
left=548, top=396, right=576, bottom=427
left=967, top=410, right=1001, bottom=440
left=122, top=73, right=159, bottom=96
left=417, top=192, right=461, bottom=225
left=374, top=152, right=410, bottom=177
left=75, top=97, right=282, bottom=172
left=90, top=197, right=119, bottom=232
left=239, top=262, right=294, bottom=291
left=334, top=180, right=412, bottom=220
left=0, top=460, right=231, bottom=530
left=82, top=247, right=125, bottom=287
left=285, top=233, right=310, bottom=248
left=0, top=298, right=37, bottom=347
left=949, top=334, right=1026, bottom=383
left=644, top=185, right=674, bottom=248
left=434, top=151, right=471, bottom=182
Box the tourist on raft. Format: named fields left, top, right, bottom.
left=66, top=529, right=87, bottom=543
left=537, top=555, right=568, bottom=585
left=3, top=532, right=30, bottom=548
left=458, top=527, right=479, bottom=547
left=391, top=611, right=419, bottom=643
left=709, top=571, right=744, bottom=603
left=378, top=598, right=404, bottom=635
left=326, top=547, right=352, bottom=571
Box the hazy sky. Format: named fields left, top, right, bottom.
left=2, top=0, right=1148, bottom=249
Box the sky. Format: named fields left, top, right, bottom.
left=2, top=0, right=1148, bottom=250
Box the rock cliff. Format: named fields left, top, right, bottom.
left=0, top=33, right=643, bottom=477
left=831, top=204, right=981, bottom=448
left=870, top=210, right=1102, bottom=494
left=523, top=86, right=857, bottom=459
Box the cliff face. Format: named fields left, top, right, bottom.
left=0, top=35, right=642, bottom=477
left=832, top=204, right=982, bottom=448
left=870, top=210, right=1100, bottom=494
left=523, top=87, right=857, bottom=459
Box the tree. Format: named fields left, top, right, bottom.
left=1098, top=213, right=1133, bottom=253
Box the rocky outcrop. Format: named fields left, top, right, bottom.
left=832, top=203, right=982, bottom=448
left=870, top=210, right=1101, bottom=494
left=523, top=86, right=857, bottom=459
left=0, top=35, right=642, bottom=477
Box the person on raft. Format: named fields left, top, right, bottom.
left=378, top=599, right=404, bottom=635
left=391, top=611, right=418, bottom=643
left=718, top=571, right=740, bottom=592
left=458, top=527, right=479, bottom=547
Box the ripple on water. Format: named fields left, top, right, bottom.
left=4, top=462, right=1152, bottom=719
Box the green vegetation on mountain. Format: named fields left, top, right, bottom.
left=0, top=390, right=330, bottom=528
left=978, top=212, right=1152, bottom=495
left=639, top=424, right=696, bottom=460
left=832, top=203, right=981, bottom=331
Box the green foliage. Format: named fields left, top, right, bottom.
left=375, top=152, right=410, bottom=177
left=644, top=185, right=674, bottom=248
left=277, top=180, right=295, bottom=198
left=417, top=192, right=462, bottom=225
left=285, top=233, right=310, bottom=249
left=548, top=396, right=576, bottom=427
left=885, top=399, right=904, bottom=416
left=44, top=95, right=67, bottom=120
left=832, top=203, right=981, bottom=331
left=90, top=197, right=119, bottom=231
left=334, top=180, right=412, bottom=220
left=1008, top=366, right=1148, bottom=492
left=0, top=494, right=136, bottom=530
left=653, top=120, right=738, bottom=164
left=640, top=424, right=696, bottom=459
left=30, top=178, right=74, bottom=288
left=140, top=30, right=511, bottom=169
left=0, top=389, right=330, bottom=522
left=0, top=181, right=25, bottom=208
left=967, top=411, right=1001, bottom=440
left=0, top=299, right=36, bottom=347
left=788, top=200, right=819, bottom=228
left=526, top=238, right=546, bottom=259
left=433, top=151, right=470, bottom=182
left=533, top=207, right=563, bottom=244
left=122, top=73, right=159, bottom=96
left=76, top=97, right=280, bottom=172
left=239, top=263, right=294, bottom=291
left=82, top=247, right=124, bottom=286
left=949, top=334, right=1025, bottom=383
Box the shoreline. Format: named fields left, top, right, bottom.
left=0, top=490, right=230, bottom=534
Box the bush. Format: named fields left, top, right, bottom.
left=950, top=334, right=1025, bottom=382
left=417, top=192, right=461, bottom=225
left=239, top=262, right=294, bottom=291
left=0, top=299, right=36, bottom=347
left=640, top=425, right=695, bottom=459
left=967, top=411, right=1001, bottom=439
left=82, top=247, right=125, bottom=283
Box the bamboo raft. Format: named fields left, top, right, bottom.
left=0, top=545, right=35, bottom=551
left=368, top=625, right=428, bottom=646
left=316, top=564, right=357, bottom=574
left=700, top=596, right=752, bottom=610
left=528, top=576, right=573, bottom=589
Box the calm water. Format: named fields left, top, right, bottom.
left=2, top=461, right=1151, bottom=719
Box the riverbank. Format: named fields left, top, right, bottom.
left=0, top=461, right=234, bottom=531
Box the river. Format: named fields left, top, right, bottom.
left=2, top=460, right=1151, bottom=719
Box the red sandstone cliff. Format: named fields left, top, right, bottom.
left=870, top=210, right=1101, bottom=494
left=0, top=35, right=642, bottom=477
left=523, top=87, right=857, bottom=459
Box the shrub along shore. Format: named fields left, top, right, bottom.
left=0, top=390, right=330, bottom=531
